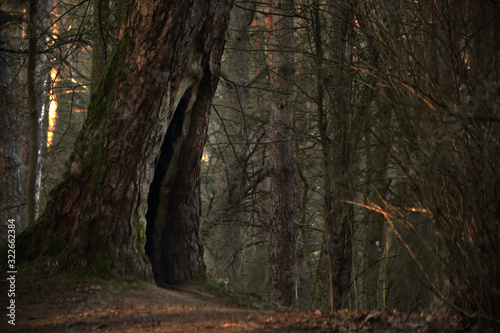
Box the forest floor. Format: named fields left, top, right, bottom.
left=1, top=271, right=473, bottom=332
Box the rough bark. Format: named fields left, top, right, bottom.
left=90, top=0, right=110, bottom=92
left=19, top=0, right=233, bottom=281
left=268, top=0, right=296, bottom=307
left=0, top=16, right=22, bottom=235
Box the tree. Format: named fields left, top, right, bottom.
left=90, top=0, right=110, bottom=92
left=0, top=7, right=23, bottom=236
left=310, top=0, right=358, bottom=311
left=26, top=0, right=52, bottom=226
left=19, top=0, right=234, bottom=283
left=267, top=0, right=296, bottom=307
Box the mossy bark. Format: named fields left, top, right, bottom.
left=18, top=0, right=233, bottom=281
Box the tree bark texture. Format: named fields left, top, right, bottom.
left=0, top=17, right=22, bottom=234
left=19, top=0, right=233, bottom=281
left=268, top=0, right=296, bottom=307
left=90, top=0, right=110, bottom=92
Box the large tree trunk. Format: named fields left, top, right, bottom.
left=268, top=0, right=296, bottom=307
left=19, top=0, right=233, bottom=282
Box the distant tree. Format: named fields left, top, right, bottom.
left=19, top=0, right=233, bottom=282
left=310, top=0, right=358, bottom=312
left=267, top=0, right=296, bottom=307
left=26, top=0, right=52, bottom=226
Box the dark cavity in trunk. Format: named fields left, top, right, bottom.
left=145, top=96, right=189, bottom=268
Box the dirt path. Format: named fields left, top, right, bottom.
left=1, top=274, right=469, bottom=332
left=1, top=274, right=308, bottom=332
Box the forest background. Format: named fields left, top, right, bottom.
left=1, top=0, right=499, bottom=329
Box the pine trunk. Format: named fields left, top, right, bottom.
left=19, top=0, right=233, bottom=281
left=268, top=0, right=296, bottom=307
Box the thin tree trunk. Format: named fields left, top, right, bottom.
left=26, top=0, right=39, bottom=227
left=268, top=0, right=296, bottom=307
left=294, top=134, right=312, bottom=307
left=313, top=0, right=356, bottom=311
left=19, top=0, right=233, bottom=281
left=0, top=18, right=23, bottom=234
left=26, top=0, right=51, bottom=226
